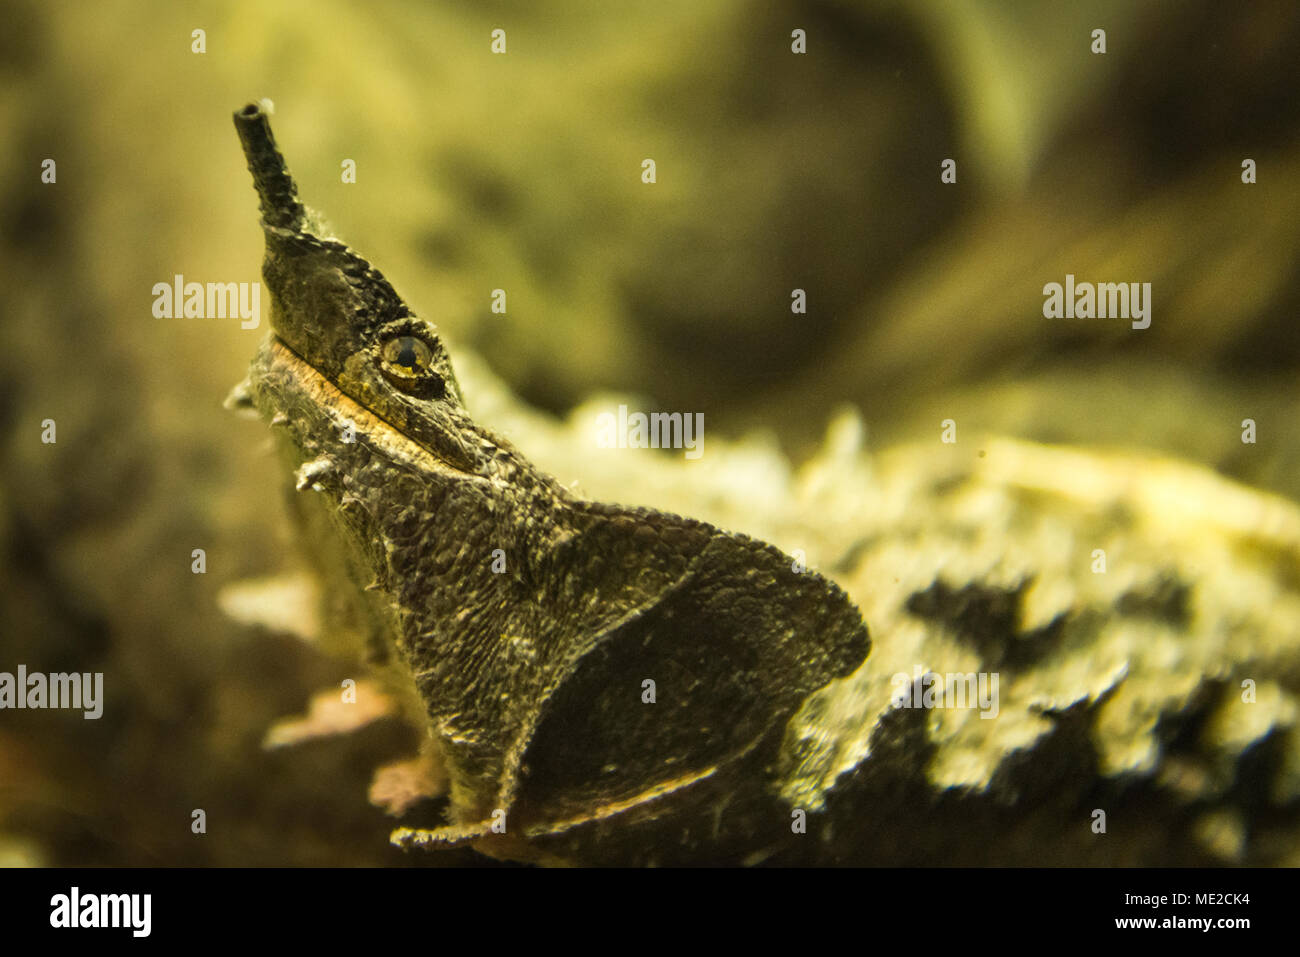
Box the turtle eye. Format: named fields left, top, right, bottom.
left=383, top=335, right=431, bottom=373
left=378, top=334, right=444, bottom=396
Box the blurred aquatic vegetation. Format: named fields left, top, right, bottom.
left=0, top=0, right=1297, bottom=864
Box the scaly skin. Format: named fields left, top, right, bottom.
left=233, top=102, right=869, bottom=865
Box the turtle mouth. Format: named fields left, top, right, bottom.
left=254, top=338, right=483, bottom=482
left=235, top=104, right=481, bottom=480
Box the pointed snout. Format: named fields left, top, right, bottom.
left=234, top=101, right=308, bottom=232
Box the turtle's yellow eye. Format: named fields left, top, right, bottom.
left=382, top=336, right=432, bottom=374
left=378, top=334, right=443, bottom=396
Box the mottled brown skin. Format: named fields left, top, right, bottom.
left=234, top=102, right=870, bottom=865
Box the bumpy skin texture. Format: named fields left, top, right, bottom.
left=234, top=103, right=870, bottom=865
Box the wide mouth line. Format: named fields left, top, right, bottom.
left=264, top=336, right=480, bottom=481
